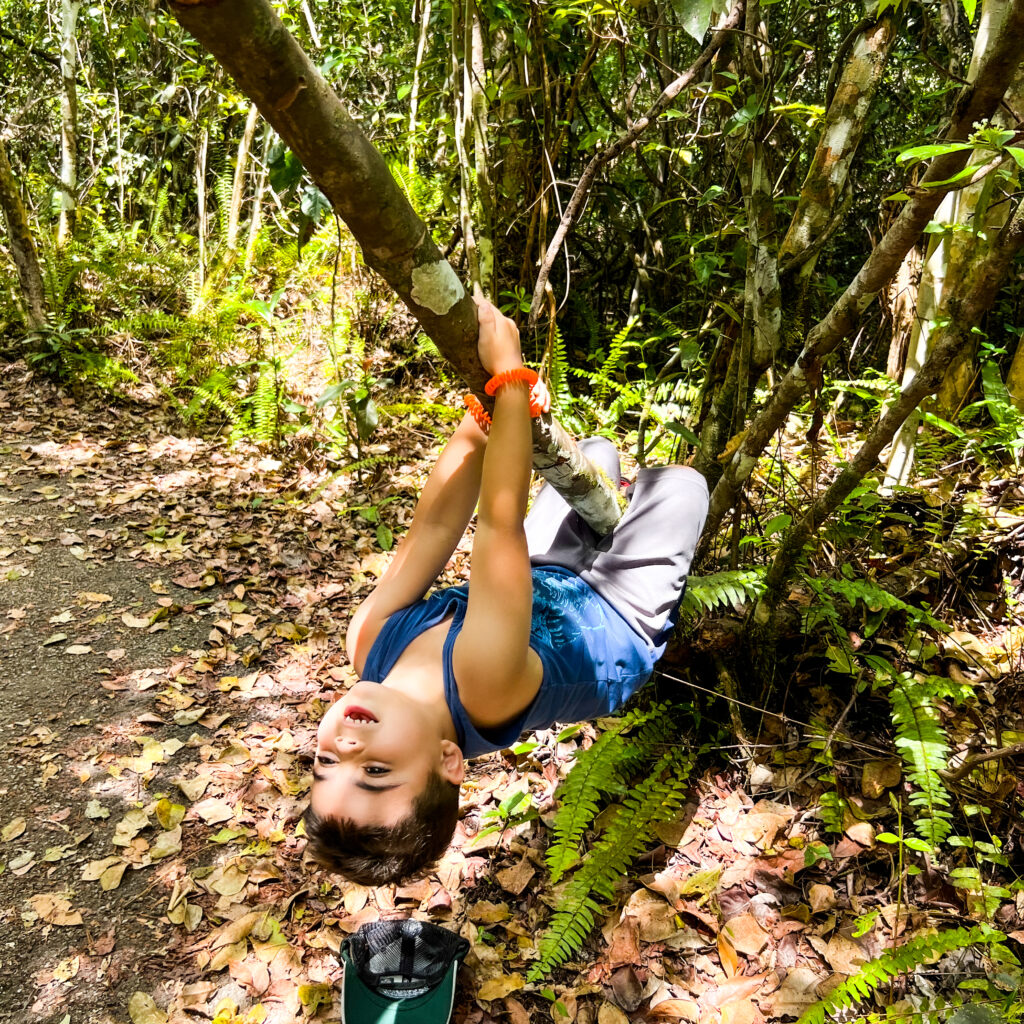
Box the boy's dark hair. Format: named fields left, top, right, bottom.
left=302, top=770, right=460, bottom=886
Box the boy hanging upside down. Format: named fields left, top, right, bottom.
left=303, top=299, right=709, bottom=885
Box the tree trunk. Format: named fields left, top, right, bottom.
left=0, top=137, right=47, bottom=331
left=1008, top=335, right=1024, bottom=411
left=195, top=123, right=209, bottom=289
left=57, top=0, right=80, bottom=245
left=244, top=125, right=269, bottom=275
left=883, top=0, right=1021, bottom=489
left=778, top=11, right=897, bottom=276
left=697, top=0, right=1024, bottom=555
left=168, top=0, right=621, bottom=533
left=695, top=9, right=893, bottom=486
left=884, top=247, right=920, bottom=381
left=407, top=0, right=433, bottom=173
left=468, top=0, right=494, bottom=298
left=227, top=103, right=260, bottom=252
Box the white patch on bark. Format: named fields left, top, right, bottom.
left=410, top=261, right=464, bottom=315
left=825, top=119, right=853, bottom=182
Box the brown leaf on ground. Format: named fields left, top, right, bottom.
left=770, top=967, right=822, bottom=1017
left=650, top=998, right=700, bottom=1020
left=28, top=893, right=84, bottom=926
left=723, top=913, right=770, bottom=956
left=495, top=857, right=536, bottom=896
left=477, top=973, right=525, bottom=1001
left=861, top=760, right=901, bottom=797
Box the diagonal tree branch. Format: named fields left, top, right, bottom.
left=166, top=0, right=623, bottom=533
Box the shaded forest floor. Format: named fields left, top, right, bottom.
left=1, top=358, right=1023, bottom=1024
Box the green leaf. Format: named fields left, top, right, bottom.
left=349, top=394, right=379, bottom=440
left=896, top=142, right=973, bottom=163
left=672, top=0, right=714, bottom=42
left=300, top=185, right=332, bottom=224
left=268, top=146, right=304, bottom=192
left=960, top=0, right=978, bottom=22
left=902, top=837, right=934, bottom=853
left=376, top=524, right=393, bottom=550
left=919, top=410, right=965, bottom=437
left=665, top=420, right=700, bottom=445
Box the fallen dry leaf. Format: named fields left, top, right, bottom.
left=467, top=899, right=510, bottom=923
left=2, top=817, right=26, bottom=842
left=722, top=913, right=769, bottom=956
left=28, top=893, right=84, bottom=926
left=650, top=999, right=701, bottom=1020
left=128, top=991, right=168, bottom=1024
left=861, top=760, right=901, bottom=798
left=477, top=973, right=525, bottom=1001
left=770, top=967, right=822, bottom=1016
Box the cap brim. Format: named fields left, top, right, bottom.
left=341, top=946, right=460, bottom=1024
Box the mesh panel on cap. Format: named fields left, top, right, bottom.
left=348, top=920, right=469, bottom=1001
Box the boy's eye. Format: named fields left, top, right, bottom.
left=364, top=766, right=389, bottom=776
left=315, top=754, right=338, bottom=766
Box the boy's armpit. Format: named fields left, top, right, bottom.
left=454, top=646, right=544, bottom=729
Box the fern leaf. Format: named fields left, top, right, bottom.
left=681, top=570, right=765, bottom=616
left=798, top=926, right=1008, bottom=1024
left=531, top=748, right=692, bottom=979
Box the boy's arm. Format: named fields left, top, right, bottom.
left=452, top=304, right=543, bottom=725
left=347, top=411, right=487, bottom=674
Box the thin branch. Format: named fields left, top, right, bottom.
left=527, top=0, right=745, bottom=327
left=942, top=742, right=1024, bottom=783
left=0, top=28, right=61, bottom=69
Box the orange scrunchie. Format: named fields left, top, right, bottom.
left=464, top=371, right=551, bottom=432
left=464, top=394, right=492, bottom=432
left=484, top=367, right=539, bottom=397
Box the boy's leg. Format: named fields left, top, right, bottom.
left=578, top=466, right=708, bottom=648
left=524, top=437, right=622, bottom=566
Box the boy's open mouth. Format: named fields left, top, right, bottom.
left=343, top=706, right=378, bottom=724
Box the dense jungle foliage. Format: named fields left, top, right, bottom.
left=2, top=0, right=1024, bottom=1021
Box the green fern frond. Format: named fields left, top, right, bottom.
left=681, top=569, right=765, bottom=616
left=548, top=326, right=574, bottom=414
left=594, top=319, right=636, bottom=404
left=547, top=704, right=672, bottom=883
left=181, top=366, right=242, bottom=425
left=213, top=168, right=234, bottom=239
left=887, top=673, right=953, bottom=845
left=530, top=747, right=693, bottom=979
left=797, top=926, right=1010, bottom=1024
left=249, top=360, right=279, bottom=443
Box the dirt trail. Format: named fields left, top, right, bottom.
left=0, top=362, right=358, bottom=1022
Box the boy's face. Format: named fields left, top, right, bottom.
left=309, top=682, right=463, bottom=826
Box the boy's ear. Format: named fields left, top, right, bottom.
left=439, top=739, right=465, bottom=785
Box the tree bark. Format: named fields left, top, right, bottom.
left=778, top=12, right=897, bottom=273
left=696, top=9, right=892, bottom=486
left=884, top=0, right=1023, bottom=488
left=407, top=0, right=433, bottom=173
left=167, top=0, right=621, bottom=533
left=195, top=123, right=209, bottom=289
left=1009, top=334, right=1024, bottom=412
left=227, top=103, right=260, bottom=252
left=0, top=137, right=47, bottom=331
left=57, top=0, right=80, bottom=245
left=697, top=0, right=1024, bottom=556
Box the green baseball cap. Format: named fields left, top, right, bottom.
left=341, top=919, right=470, bottom=1024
